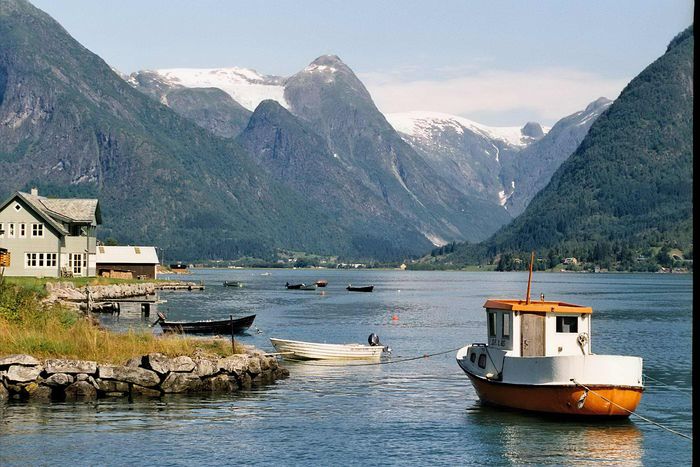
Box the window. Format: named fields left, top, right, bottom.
left=478, top=354, right=487, bottom=369
left=70, top=253, right=85, bottom=275
left=8, top=223, right=15, bottom=238
left=24, top=253, right=57, bottom=268
left=19, top=223, right=26, bottom=238
left=0, top=223, right=3, bottom=237
left=14, top=203, right=21, bottom=211
left=502, top=313, right=511, bottom=338
left=488, top=312, right=497, bottom=337
left=470, top=352, right=476, bottom=363
left=556, top=316, right=579, bottom=333
left=31, top=223, right=44, bottom=238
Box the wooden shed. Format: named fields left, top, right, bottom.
left=96, top=246, right=159, bottom=279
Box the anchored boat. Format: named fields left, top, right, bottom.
left=456, top=253, right=643, bottom=417
left=270, top=334, right=388, bottom=361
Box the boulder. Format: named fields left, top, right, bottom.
left=95, top=379, right=129, bottom=393
left=98, top=365, right=160, bottom=387
left=131, top=385, right=161, bottom=397
left=64, top=381, right=97, bottom=400
left=246, top=356, right=262, bottom=376
left=203, top=374, right=237, bottom=393
left=76, top=374, right=89, bottom=382
left=44, top=373, right=74, bottom=387
left=0, top=382, right=8, bottom=400
left=25, top=382, right=52, bottom=401
left=238, top=372, right=252, bottom=390
left=0, top=354, right=40, bottom=367
left=45, top=359, right=97, bottom=375
left=274, top=367, right=290, bottom=379
left=161, top=372, right=203, bottom=393
left=125, top=357, right=143, bottom=368
left=218, top=355, right=248, bottom=375
left=193, top=358, right=218, bottom=378
left=144, top=354, right=196, bottom=374
left=6, top=364, right=42, bottom=383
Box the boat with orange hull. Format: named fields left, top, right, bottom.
left=456, top=252, right=644, bottom=417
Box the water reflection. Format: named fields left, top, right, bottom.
left=466, top=404, right=643, bottom=465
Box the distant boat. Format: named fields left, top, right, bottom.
left=260, top=272, right=272, bottom=276
left=300, top=283, right=317, bottom=290
left=315, top=280, right=328, bottom=287
left=270, top=337, right=387, bottom=360
left=285, top=282, right=303, bottom=289
left=223, top=280, right=244, bottom=287
left=347, top=284, right=374, bottom=292
left=154, top=312, right=255, bottom=335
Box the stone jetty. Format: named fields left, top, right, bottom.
left=0, top=349, right=288, bottom=402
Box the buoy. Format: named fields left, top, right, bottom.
left=391, top=314, right=399, bottom=321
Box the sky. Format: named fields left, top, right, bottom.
left=30, top=0, right=693, bottom=126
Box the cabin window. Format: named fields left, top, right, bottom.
left=478, top=354, right=486, bottom=369
left=556, top=316, right=578, bottom=333
left=488, top=312, right=497, bottom=337
left=502, top=313, right=511, bottom=338
left=470, top=352, right=476, bottom=363
left=31, top=223, right=44, bottom=238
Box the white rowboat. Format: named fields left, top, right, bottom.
left=269, top=338, right=386, bottom=360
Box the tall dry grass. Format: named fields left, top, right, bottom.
left=0, top=281, right=239, bottom=363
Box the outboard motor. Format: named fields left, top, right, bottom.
left=368, top=333, right=381, bottom=346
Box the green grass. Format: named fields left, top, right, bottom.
left=0, top=280, right=241, bottom=363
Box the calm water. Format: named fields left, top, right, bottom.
left=0, top=270, right=692, bottom=465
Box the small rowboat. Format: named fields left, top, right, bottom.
left=270, top=337, right=387, bottom=361
left=285, top=282, right=303, bottom=289
left=346, top=284, right=374, bottom=292
left=223, top=280, right=244, bottom=287
left=315, top=280, right=328, bottom=287
left=154, top=312, right=255, bottom=335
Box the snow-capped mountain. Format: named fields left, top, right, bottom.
left=149, top=67, right=288, bottom=111
left=386, top=111, right=548, bottom=150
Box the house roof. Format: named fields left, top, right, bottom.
left=96, top=246, right=159, bottom=265
left=20, top=192, right=101, bottom=225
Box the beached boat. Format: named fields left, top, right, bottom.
left=270, top=337, right=387, bottom=360
left=154, top=312, right=255, bottom=335
left=456, top=253, right=643, bottom=417
left=315, top=280, right=328, bottom=287
left=346, top=284, right=374, bottom=292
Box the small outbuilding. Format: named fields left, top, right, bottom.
left=96, top=246, right=159, bottom=279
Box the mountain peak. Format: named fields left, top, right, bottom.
left=521, top=122, right=545, bottom=139
left=302, top=54, right=351, bottom=76
left=585, top=97, right=612, bottom=112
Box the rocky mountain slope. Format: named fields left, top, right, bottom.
left=427, top=26, right=694, bottom=269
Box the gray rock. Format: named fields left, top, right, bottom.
left=25, top=383, right=52, bottom=401
left=203, top=374, right=237, bottom=393
left=125, top=357, right=143, bottom=368
left=45, top=359, right=97, bottom=375
left=0, top=354, right=40, bottom=367
left=98, top=365, right=160, bottom=387
left=131, top=385, right=161, bottom=397
left=44, top=373, right=74, bottom=387
left=0, top=382, right=9, bottom=400
left=193, top=358, right=218, bottom=377
left=87, top=376, right=100, bottom=390
left=238, top=372, right=252, bottom=390
left=6, top=364, right=42, bottom=383
left=144, top=353, right=196, bottom=374
left=274, top=367, right=290, bottom=379
left=218, top=355, right=248, bottom=375
left=76, top=373, right=88, bottom=381
left=246, top=356, right=262, bottom=375
left=161, top=372, right=203, bottom=393
left=64, top=381, right=97, bottom=400
left=95, top=379, right=129, bottom=393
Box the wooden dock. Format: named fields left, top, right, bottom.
left=157, top=283, right=205, bottom=291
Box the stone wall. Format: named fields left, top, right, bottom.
left=0, top=349, right=288, bottom=402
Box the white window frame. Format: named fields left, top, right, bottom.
left=8, top=223, right=15, bottom=238
left=19, top=223, right=26, bottom=238
left=0, top=223, right=3, bottom=238
left=24, top=253, right=57, bottom=268
left=70, top=253, right=85, bottom=275
left=31, top=223, right=44, bottom=238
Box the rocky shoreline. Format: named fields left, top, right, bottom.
left=44, top=281, right=198, bottom=310
left=0, top=349, right=289, bottom=402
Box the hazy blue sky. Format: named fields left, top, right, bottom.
left=31, top=0, right=693, bottom=126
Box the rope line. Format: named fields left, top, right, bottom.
left=280, top=347, right=462, bottom=367
left=571, top=379, right=692, bottom=441
left=643, top=373, right=692, bottom=395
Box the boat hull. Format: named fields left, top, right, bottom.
left=270, top=338, right=384, bottom=360
left=464, top=370, right=642, bottom=417
left=159, top=314, right=256, bottom=335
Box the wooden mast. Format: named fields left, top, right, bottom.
left=525, top=251, right=535, bottom=304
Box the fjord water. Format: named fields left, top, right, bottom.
left=0, top=270, right=692, bottom=465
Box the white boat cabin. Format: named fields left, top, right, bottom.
left=481, top=298, right=592, bottom=357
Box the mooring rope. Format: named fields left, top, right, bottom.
left=643, top=372, right=693, bottom=395
left=278, top=346, right=463, bottom=367
left=571, top=379, right=692, bottom=441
